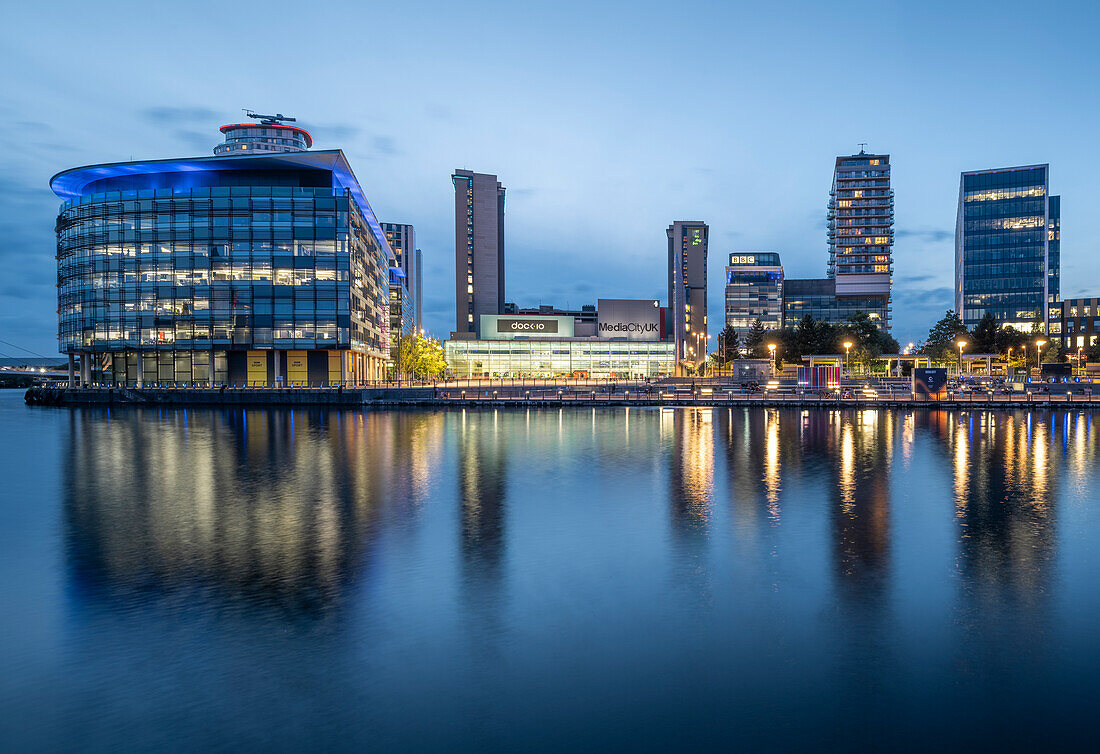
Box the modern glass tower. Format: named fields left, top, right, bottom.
left=51, top=118, right=394, bottom=386
left=724, top=252, right=783, bottom=338
left=453, top=170, right=505, bottom=337
left=667, top=221, right=708, bottom=375
left=827, top=151, right=893, bottom=330
left=955, top=165, right=1059, bottom=332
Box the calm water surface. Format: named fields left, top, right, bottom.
left=2, top=389, right=1100, bottom=751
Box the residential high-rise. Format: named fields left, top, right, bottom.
left=955, top=165, right=1059, bottom=332
left=453, top=170, right=505, bottom=337
left=667, top=221, right=708, bottom=375
left=51, top=116, right=393, bottom=386
left=725, top=252, right=783, bottom=338
left=382, top=222, right=419, bottom=332
left=827, top=150, right=893, bottom=330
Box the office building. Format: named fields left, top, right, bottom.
left=389, top=268, right=415, bottom=341
left=725, top=252, right=783, bottom=337
left=444, top=300, right=673, bottom=379
left=382, top=222, right=420, bottom=333
left=667, top=221, right=708, bottom=375
left=782, top=278, right=887, bottom=325
left=827, top=150, right=893, bottom=329
left=453, top=170, right=505, bottom=337
left=955, top=164, right=1060, bottom=332
left=51, top=115, right=393, bottom=386
left=1059, top=297, right=1100, bottom=351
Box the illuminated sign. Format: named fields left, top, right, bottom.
left=728, top=252, right=781, bottom=267
left=497, top=318, right=558, bottom=333
left=481, top=315, right=574, bottom=339
left=597, top=299, right=661, bottom=341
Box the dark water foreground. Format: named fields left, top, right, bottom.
left=3, top=390, right=1100, bottom=751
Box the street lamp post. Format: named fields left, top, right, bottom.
left=956, top=340, right=967, bottom=377
left=843, top=341, right=853, bottom=377
left=767, top=343, right=777, bottom=376
left=1036, top=339, right=1046, bottom=377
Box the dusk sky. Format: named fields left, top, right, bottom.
left=2, top=0, right=1098, bottom=355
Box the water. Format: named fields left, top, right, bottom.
left=2, top=389, right=1100, bottom=751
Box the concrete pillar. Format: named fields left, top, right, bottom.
left=274, top=351, right=281, bottom=385
left=136, top=354, right=144, bottom=388
left=79, top=353, right=91, bottom=386
left=68, top=354, right=75, bottom=387
left=340, top=351, right=349, bottom=385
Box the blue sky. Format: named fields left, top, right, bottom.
left=2, top=0, right=1098, bottom=355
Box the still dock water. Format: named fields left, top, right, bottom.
left=2, top=389, right=1100, bottom=750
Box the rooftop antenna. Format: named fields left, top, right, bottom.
left=858, top=142, right=868, bottom=155
left=243, top=109, right=297, bottom=126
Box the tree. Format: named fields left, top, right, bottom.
left=970, top=311, right=998, bottom=354
left=924, top=310, right=969, bottom=363
left=716, top=324, right=739, bottom=365
left=390, top=332, right=448, bottom=380
left=744, top=319, right=769, bottom=359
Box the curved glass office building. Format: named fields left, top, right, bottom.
left=51, top=122, right=393, bottom=385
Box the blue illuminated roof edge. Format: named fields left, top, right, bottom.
left=50, top=150, right=394, bottom=260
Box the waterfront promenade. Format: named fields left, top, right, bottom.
left=24, top=378, right=1098, bottom=409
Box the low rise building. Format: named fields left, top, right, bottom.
left=444, top=300, right=673, bottom=379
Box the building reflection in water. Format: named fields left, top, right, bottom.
left=455, top=408, right=508, bottom=589
left=63, top=407, right=444, bottom=618
left=667, top=408, right=715, bottom=536
left=933, top=410, right=1067, bottom=609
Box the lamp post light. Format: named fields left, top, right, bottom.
left=1036, top=339, right=1046, bottom=376
left=956, top=340, right=967, bottom=376
left=843, top=341, right=853, bottom=377
left=767, top=343, right=777, bottom=375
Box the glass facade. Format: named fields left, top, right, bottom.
left=782, top=278, right=885, bottom=326
left=725, top=252, right=783, bottom=337
left=955, top=165, right=1058, bottom=332
left=445, top=340, right=674, bottom=379
left=52, top=150, right=392, bottom=385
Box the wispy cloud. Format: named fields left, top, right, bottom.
left=896, top=228, right=953, bottom=243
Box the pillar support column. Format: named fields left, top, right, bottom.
left=68, top=354, right=75, bottom=387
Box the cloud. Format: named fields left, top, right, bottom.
left=899, top=274, right=934, bottom=283
left=896, top=228, right=953, bottom=243
left=372, top=136, right=398, bottom=155
left=308, top=122, right=361, bottom=142
left=896, top=286, right=953, bottom=307
left=143, top=106, right=221, bottom=124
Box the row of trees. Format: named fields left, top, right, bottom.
left=920, top=310, right=1066, bottom=366
left=713, top=312, right=900, bottom=371
left=709, top=309, right=1074, bottom=373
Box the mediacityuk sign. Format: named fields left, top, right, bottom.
left=597, top=299, right=662, bottom=341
